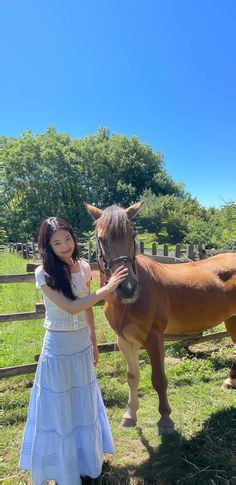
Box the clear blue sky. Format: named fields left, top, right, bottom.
left=1, top=0, right=235, bottom=208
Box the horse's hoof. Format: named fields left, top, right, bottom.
left=221, top=378, right=236, bottom=390
left=157, top=417, right=175, bottom=435
left=121, top=417, right=137, bottom=427
left=157, top=418, right=175, bottom=435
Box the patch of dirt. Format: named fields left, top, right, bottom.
left=165, top=357, right=181, bottom=365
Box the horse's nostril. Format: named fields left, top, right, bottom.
left=117, top=276, right=139, bottom=298
left=117, top=278, right=140, bottom=303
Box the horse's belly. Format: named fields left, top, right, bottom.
left=164, top=307, right=232, bottom=334
left=161, top=280, right=236, bottom=334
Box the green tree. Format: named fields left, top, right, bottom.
left=76, top=128, right=184, bottom=207
left=3, top=126, right=233, bottom=248
left=137, top=190, right=197, bottom=244
left=1, top=127, right=186, bottom=241
left=1, top=128, right=88, bottom=240
left=220, top=201, right=236, bottom=247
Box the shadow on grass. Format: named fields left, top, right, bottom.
left=100, top=407, right=235, bottom=484
left=185, top=348, right=235, bottom=378
left=165, top=340, right=233, bottom=360
left=166, top=340, right=235, bottom=375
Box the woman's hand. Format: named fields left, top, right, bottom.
left=104, top=266, right=128, bottom=295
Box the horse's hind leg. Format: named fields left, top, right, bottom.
left=222, top=316, right=236, bottom=389
left=225, top=316, right=236, bottom=344
left=144, top=327, right=174, bottom=435
left=117, top=336, right=141, bottom=426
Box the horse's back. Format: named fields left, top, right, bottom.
left=138, top=252, right=236, bottom=284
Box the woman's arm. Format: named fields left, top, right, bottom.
left=40, top=266, right=128, bottom=315
left=85, top=307, right=99, bottom=365
left=85, top=280, right=99, bottom=365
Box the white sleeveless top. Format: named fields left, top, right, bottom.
left=35, top=259, right=92, bottom=331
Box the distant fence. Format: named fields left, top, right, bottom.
left=8, top=241, right=93, bottom=260
left=9, top=241, right=37, bottom=259
left=8, top=240, right=221, bottom=261
left=0, top=257, right=230, bottom=378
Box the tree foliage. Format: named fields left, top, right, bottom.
left=1, top=127, right=183, bottom=241
left=1, top=127, right=235, bottom=248
left=1, top=128, right=88, bottom=240
left=137, top=190, right=235, bottom=248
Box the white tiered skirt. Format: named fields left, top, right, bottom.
left=19, top=327, right=114, bottom=485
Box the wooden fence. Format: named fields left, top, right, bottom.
left=8, top=240, right=214, bottom=261
left=0, top=256, right=230, bottom=378
left=9, top=241, right=37, bottom=259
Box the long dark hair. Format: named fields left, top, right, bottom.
left=38, top=217, right=79, bottom=300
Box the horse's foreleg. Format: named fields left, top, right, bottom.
left=222, top=316, right=236, bottom=389
left=117, top=336, right=141, bottom=427
left=145, top=327, right=174, bottom=435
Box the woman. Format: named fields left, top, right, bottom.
left=19, top=217, right=128, bottom=485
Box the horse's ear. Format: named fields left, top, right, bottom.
left=125, top=200, right=144, bottom=220
left=84, top=202, right=103, bottom=220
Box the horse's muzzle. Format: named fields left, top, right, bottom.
left=117, top=276, right=140, bottom=303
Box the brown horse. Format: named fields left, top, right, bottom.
left=85, top=201, right=236, bottom=434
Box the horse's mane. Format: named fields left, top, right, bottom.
left=95, top=205, right=129, bottom=242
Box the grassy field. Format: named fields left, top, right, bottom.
left=0, top=251, right=235, bottom=484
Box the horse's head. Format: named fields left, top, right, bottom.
left=85, top=201, right=143, bottom=303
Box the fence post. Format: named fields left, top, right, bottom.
left=26, top=242, right=29, bottom=259
left=88, top=242, right=92, bottom=262
left=197, top=243, right=206, bottom=259
left=22, top=243, right=27, bottom=259
left=137, top=241, right=144, bottom=253
left=163, top=244, right=168, bottom=256
left=152, top=242, right=157, bottom=255
left=175, top=244, right=181, bottom=258
left=187, top=244, right=194, bottom=260
left=16, top=243, right=23, bottom=256
left=196, top=243, right=202, bottom=260
left=32, top=242, right=36, bottom=259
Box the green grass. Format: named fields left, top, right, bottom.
left=1, top=252, right=235, bottom=484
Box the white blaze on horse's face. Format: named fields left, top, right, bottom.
left=85, top=201, right=144, bottom=303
